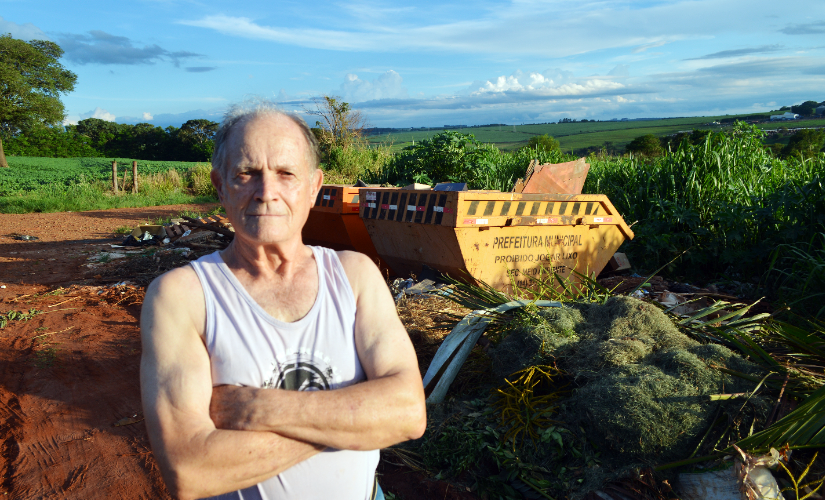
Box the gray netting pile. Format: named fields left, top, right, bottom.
left=489, top=295, right=770, bottom=465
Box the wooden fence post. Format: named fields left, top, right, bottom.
left=132, top=161, right=138, bottom=193
left=112, top=161, right=118, bottom=193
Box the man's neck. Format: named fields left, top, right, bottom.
left=221, top=236, right=312, bottom=280
left=219, top=237, right=320, bottom=323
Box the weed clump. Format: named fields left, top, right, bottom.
left=489, top=296, right=769, bottom=465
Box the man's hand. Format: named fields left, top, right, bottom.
left=209, top=385, right=258, bottom=430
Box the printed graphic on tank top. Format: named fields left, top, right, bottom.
left=190, top=246, right=379, bottom=500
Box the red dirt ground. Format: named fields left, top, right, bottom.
left=0, top=204, right=476, bottom=500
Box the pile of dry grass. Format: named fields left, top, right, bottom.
left=490, top=296, right=770, bottom=465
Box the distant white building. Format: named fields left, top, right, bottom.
left=770, top=112, right=800, bottom=121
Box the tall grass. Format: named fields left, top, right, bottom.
left=322, top=143, right=392, bottom=184
left=764, top=233, right=825, bottom=318
left=585, top=122, right=825, bottom=278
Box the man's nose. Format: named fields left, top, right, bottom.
left=255, top=170, right=280, bottom=202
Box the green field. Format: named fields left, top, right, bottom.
left=0, top=157, right=215, bottom=214
left=0, top=157, right=206, bottom=196
left=367, top=114, right=825, bottom=153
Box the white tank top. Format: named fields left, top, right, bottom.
left=190, top=246, right=379, bottom=500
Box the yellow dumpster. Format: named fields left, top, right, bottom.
left=359, top=189, right=633, bottom=293
left=302, top=185, right=388, bottom=270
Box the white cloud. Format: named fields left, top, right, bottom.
left=142, top=112, right=154, bottom=120
left=339, top=70, right=408, bottom=102
left=470, top=70, right=624, bottom=97
left=83, top=107, right=116, bottom=121
left=178, top=1, right=770, bottom=58
left=62, top=107, right=116, bottom=125
left=0, top=17, right=48, bottom=41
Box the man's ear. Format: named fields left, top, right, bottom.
left=210, top=168, right=226, bottom=204
left=310, top=167, right=324, bottom=200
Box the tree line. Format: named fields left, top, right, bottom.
left=3, top=118, right=218, bottom=161
left=624, top=128, right=825, bottom=160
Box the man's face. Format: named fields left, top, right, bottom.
left=212, top=114, right=323, bottom=246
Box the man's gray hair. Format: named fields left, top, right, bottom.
left=211, top=99, right=321, bottom=176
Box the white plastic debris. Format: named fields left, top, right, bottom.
left=679, top=447, right=784, bottom=500
left=0, top=285, right=6, bottom=289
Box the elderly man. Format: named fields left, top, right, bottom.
left=140, top=102, right=427, bottom=500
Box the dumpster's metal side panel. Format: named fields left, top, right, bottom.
left=340, top=214, right=390, bottom=271
left=361, top=221, right=464, bottom=278
left=455, top=224, right=627, bottom=294
left=303, top=211, right=353, bottom=249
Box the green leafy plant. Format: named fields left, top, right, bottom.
left=492, top=365, right=564, bottom=450
left=0, top=308, right=41, bottom=328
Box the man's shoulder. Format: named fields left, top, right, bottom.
left=142, top=263, right=206, bottom=340
left=333, top=250, right=383, bottom=296
left=334, top=250, right=375, bottom=270
left=144, top=264, right=204, bottom=319
left=148, top=263, right=201, bottom=298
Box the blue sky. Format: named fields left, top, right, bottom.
left=2, top=0, right=824, bottom=128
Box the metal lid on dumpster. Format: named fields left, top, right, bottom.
left=359, top=188, right=633, bottom=293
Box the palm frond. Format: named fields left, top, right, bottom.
left=734, top=383, right=825, bottom=452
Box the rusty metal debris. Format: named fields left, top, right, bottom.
left=513, top=157, right=591, bottom=195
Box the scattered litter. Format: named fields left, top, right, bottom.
left=401, top=182, right=432, bottom=190
left=678, top=466, right=742, bottom=500
left=391, top=278, right=447, bottom=302
left=115, top=214, right=233, bottom=250
left=113, top=414, right=144, bottom=427
left=87, top=252, right=130, bottom=263
left=13, top=234, right=39, bottom=241
left=180, top=215, right=235, bottom=238
left=48, top=296, right=81, bottom=308
left=433, top=182, right=468, bottom=191
left=679, top=448, right=783, bottom=500
left=0, top=285, right=5, bottom=289
left=96, top=282, right=143, bottom=306
left=607, top=252, right=631, bottom=272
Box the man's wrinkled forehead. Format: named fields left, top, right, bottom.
left=224, top=114, right=314, bottom=171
